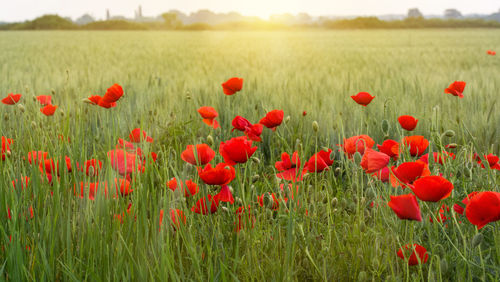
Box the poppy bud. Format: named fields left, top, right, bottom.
left=472, top=233, right=483, bottom=248
left=372, top=258, right=380, bottom=269
left=31, top=121, right=37, bottom=129
left=322, top=196, right=328, bottom=204
left=366, top=188, right=375, bottom=199
left=251, top=175, right=260, bottom=183
left=251, top=157, right=260, bottom=164
left=5, top=151, right=11, bottom=158
left=331, top=197, right=338, bottom=207
left=440, top=258, right=448, bottom=274
left=443, top=130, right=455, bottom=138
left=312, top=121, right=319, bottom=132
left=51, top=89, right=56, bottom=95
left=32, top=95, right=37, bottom=102
left=333, top=208, right=338, bottom=213
left=228, top=186, right=234, bottom=194
left=87, top=166, right=95, bottom=177
left=235, top=197, right=243, bottom=206
left=353, top=152, right=362, bottom=165
left=17, top=104, right=25, bottom=112
left=82, top=98, right=93, bottom=104
left=359, top=222, right=366, bottom=232
left=358, top=271, right=367, bottom=281
left=25, top=86, right=30, bottom=93
left=446, top=143, right=458, bottom=149
left=360, top=197, right=366, bottom=205
left=186, top=93, right=191, bottom=100
left=221, top=206, right=229, bottom=213
left=60, top=110, right=65, bottom=116
left=464, top=169, right=471, bottom=178
left=206, top=135, right=214, bottom=146
left=334, top=167, right=341, bottom=176
left=264, top=194, right=274, bottom=209
left=381, top=119, right=390, bottom=134
left=4, top=114, right=8, bottom=121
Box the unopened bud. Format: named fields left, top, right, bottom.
left=353, top=152, right=362, bottom=165
left=251, top=175, right=260, bottom=183
left=206, top=135, right=214, bottom=146
left=221, top=206, right=229, bottom=213
left=443, top=130, right=456, bottom=138
left=17, top=104, right=25, bottom=112
left=235, top=197, right=243, bottom=206
left=251, top=157, right=260, bottom=164
left=472, top=233, right=483, bottom=248
left=5, top=151, right=11, bottom=158
left=440, top=258, right=449, bottom=274
left=381, top=119, right=390, bottom=134
left=60, top=110, right=65, bottom=116
left=82, top=98, right=93, bottom=104
left=334, top=167, right=341, bottom=176
left=31, top=121, right=37, bottom=129
left=331, top=197, right=338, bottom=207
left=312, top=121, right=319, bottom=132
left=285, top=115, right=290, bottom=123
left=4, top=114, right=8, bottom=121
left=51, top=89, right=56, bottom=95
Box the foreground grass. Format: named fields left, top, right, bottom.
left=0, top=30, right=499, bottom=280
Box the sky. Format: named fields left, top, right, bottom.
left=1, top=0, right=499, bottom=22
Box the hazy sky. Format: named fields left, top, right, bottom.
left=1, top=0, right=499, bottom=22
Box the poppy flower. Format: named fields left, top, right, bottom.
left=170, top=209, right=186, bottom=230
left=75, top=182, right=108, bottom=200
left=444, top=81, right=466, bottom=98
left=77, top=159, right=102, bottom=177
left=474, top=153, right=500, bottom=170
left=1, top=93, right=22, bottom=105
left=99, top=83, right=124, bottom=105
left=232, top=116, right=252, bottom=131
left=198, top=163, right=236, bottom=185
left=388, top=194, right=422, bottom=221
left=116, top=138, right=136, bottom=152
left=167, top=178, right=199, bottom=197
left=222, top=77, right=243, bottom=95
left=340, top=135, right=375, bottom=158
left=398, top=115, right=418, bottom=131
left=305, top=149, right=334, bottom=173
left=418, top=151, right=455, bottom=165
left=114, top=178, right=133, bottom=196
left=235, top=206, right=255, bottom=232
left=107, top=149, right=142, bottom=176
left=465, top=191, right=500, bottom=229
left=219, top=136, right=257, bottom=165
left=390, top=161, right=430, bottom=188
left=351, top=92, right=374, bottom=106
left=453, top=192, right=480, bottom=215
left=214, top=184, right=234, bottom=204
left=244, top=124, right=263, bottom=142
left=410, top=176, right=454, bottom=202
left=429, top=204, right=451, bottom=224
left=487, top=50, right=496, bottom=56
left=181, top=144, right=215, bottom=166
left=129, top=128, right=153, bottom=143
left=1, top=136, right=13, bottom=161
left=197, top=106, right=220, bottom=129
left=397, top=244, right=429, bottom=266
left=402, top=136, right=429, bottom=157
left=191, top=194, right=220, bottom=214
left=275, top=151, right=304, bottom=181
left=259, top=110, right=284, bottom=131
left=377, top=139, right=399, bottom=160
left=372, top=166, right=390, bottom=183
left=36, top=95, right=52, bottom=106
left=40, top=104, right=58, bottom=116
left=360, top=148, right=390, bottom=173
left=12, top=176, right=30, bottom=190
left=87, top=95, right=116, bottom=108
left=26, top=151, right=48, bottom=165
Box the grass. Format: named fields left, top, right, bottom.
left=0, top=30, right=499, bottom=281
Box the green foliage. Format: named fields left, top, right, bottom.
left=82, top=20, right=148, bottom=30
left=10, top=15, right=77, bottom=30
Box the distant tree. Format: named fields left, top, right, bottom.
left=407, top=8, right=423, bottom=19
left=444, top=9, right=462, bottom=19
left=161, top=12, right=182, bottom=29
left=15, top=15, right=77, bottom=30
left=76, top=14, right=95, bottom=25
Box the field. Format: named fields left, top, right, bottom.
left=0, top=30, right=499, bottom=280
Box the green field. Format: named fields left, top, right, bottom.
left=0, top=30, right=499, bottom=280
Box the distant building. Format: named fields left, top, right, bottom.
left=407, top=8, right=423, bottom=19
left=444, top=9, right=462, bottom=19
left=76, top=14, right=95, bottom=25
left=106, top=9, right=110, bottom=21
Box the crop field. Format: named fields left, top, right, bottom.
left=0, top=30, right=499, bottom=280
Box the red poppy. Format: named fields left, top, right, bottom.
left=410, top=176, right=454, bottom=202
left=429, top=204, right=451, bottom=224
left=129, top=128, right=153, bottom=143
left=444, top=81, right=466, bottom=98
left=305, top=149, right=334, bottom=173
left=114, top=178, right=133, bottom=196
left=99, top=83, right=124, bottom=105
left=40, top=104, right=58, bottom=116
left=390, top=161, right=431, bottom=188
left=77, top=159, right=102, bottom=177
left=116, top=138, right=136, bottom=152
left=244, top=124, right=263, bottom=142
left=1, top=136, right=13, bottom=161
left=191, top=194, right=220, bottom=214
left=465, top=191, right=500, bottom=229
left=12, top=176, right=30, bottom=190
left=1, top=93, right=22, bottom=105
left=259, top=110, right=284, bottom=131
left=372, top=166, right=390, bottom=183
left=402, top=135, right=429, bottom=157
left=418, top=151, right=455, bottom=165
left=219, top=136, right=257, bottom=165
left=388, top=194, right=422, bottom=221
left=167, top=178, right=199, bottom=197
left=275, top=151, right=304, bottom=182
left=170, top=209, right=186, bottom=230
left=302, top=111, right=307, bottom=116
left=398, top=115, right=418, bottom=131
left=258, top=193, right=282, bottom=210
left=474, top=153, right=500, bottom=170
left=397, top=244, right=429, bottom=265
left=88, top=94, right=116, bottom=108
left=75, top=182, right=108, bottom=200
left=360, top=148, right=390, bottom=173
left=232, top=116, right=252, bottom=131
left=453, top=192, right=480, bottom=215
left=222, top=77, right=243, bottom=95
left=197, top=106, right=220, bottom=129
left=487, top=50, right=496, bottom=56
left=26, top=151, right=48, bottom=165
left=198, top=163, right=236, bottom=185
left=107, top=149, right=142, bottom=176
left=377, top=139, right=399, bottom=160
left=214, top=184, right=234, bottom=204
left=351, top=92, right=375, bottom=106
left=181, top=144, right=215, bottom=166
left=36, top=95, right=52, bottom=106
left=340, top=135, right=375, bottom=158
left=235, top=206, right=255, bottom=232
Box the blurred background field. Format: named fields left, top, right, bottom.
left=0, top=30, right=499, bottom=281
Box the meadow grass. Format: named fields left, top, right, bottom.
left=0, top=30, right=499, bottom=281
